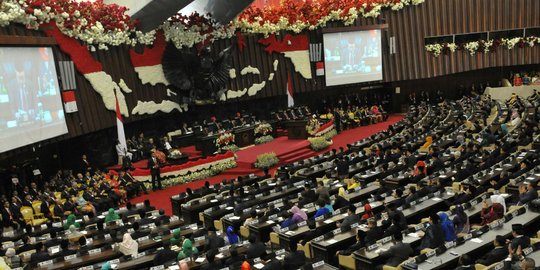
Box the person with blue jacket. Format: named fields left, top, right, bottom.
left=314, top=199, right=330, bottom=218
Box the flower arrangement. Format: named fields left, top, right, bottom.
left=235, top=0, right=425, bottom=36
left=308, top=136, right=332, bottom=151
left=145, top=158, right=237, bottom=189
left=254, top=122, right=274, bottom=144
left=306, top=118, right=321, bottom=136
left=216, top=132, right=235, bottom=147
left=0, top=0, right=426, bottom=50
left=426, top=36, right=540, bottom=57
left=425, top=43, right=443, bottom=57
left=254, top=152, right=279, bottom=169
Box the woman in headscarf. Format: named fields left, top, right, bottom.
left=226, top=225, right=239, bottom=245
left=63, top=214, right=81, bottom=229
left=439, top=212, right=456, bottom=241
left=67, top=225, right=82, bottom=240
left=177, top=239, right=198, bottom=260
left=104, top=208, right=120, bottom=223
left=291, top=205, right=307, bottom=223
left=119, top=233, right=138, bottom=256
left=452, top=205, right=470, bottom=235
left=170, top=228, right=182, bottom=246
left=480, top=195, right=505, bottom=226
left=333, top=187, right=350, bottom=210
left=421, top=136, right=433, bottom=149
left=361, top=203, right=373, bottom=220
left=414, top=160, right=428, bottom=176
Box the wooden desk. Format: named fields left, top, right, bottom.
left=409, top=210, right=540, bottom=270
left=234, top=126, right=255, bottom=148
left=285, top=120, right=308, bottom=140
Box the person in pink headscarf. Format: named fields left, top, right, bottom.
left=291, top=205, right=307, bottom=222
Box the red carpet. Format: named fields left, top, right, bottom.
left=129, top=115, right=403, bottom=215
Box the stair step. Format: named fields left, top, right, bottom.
left=277, top=148, right=313, bottom=160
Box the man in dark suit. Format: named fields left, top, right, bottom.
left=201, top=249, right=222, bottom=270
left=378, top=232, right=413, bottom=268
left=55, top=239, right=76, bottom=259
left=224, top=246, right=245, bottom=268
left=518, top=182, right=538, bottom=205
left=338, top=204, right=360, bottom=229
left=364, top=218, right=383, bottom=246
left=80, top=154, right=92, bottom=174
left=300, top=184, right=317, bottom=205
left=283, top=241, right=306, bottom=270
left=30, top=242, right=50, bottom=266
left=130, top=222, right=150, bottom=240
left=510, top=224, right=530, bottom=251
left=153, top=241, right=177, bottom=265
left=204, top=226, right=225, bottom=252
left=148, top=151, right=162, bottom=191
left=1, top=200, right=18, bottom=228
left=476, top=235, right=508, bottom=266
left=246, top=234, right=266, bottom=259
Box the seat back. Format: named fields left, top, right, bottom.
left=20, top=206, right=34, bottom=221
left=32, top=201, right=42, bottom=214
left=240, top=225, right=250, bottom=239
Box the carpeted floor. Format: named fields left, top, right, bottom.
left=129, top=115, right=403, bottom=215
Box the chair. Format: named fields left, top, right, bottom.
left=214, top=219, right=223, bottom=232
left=49, top=205, right=62, bottom=222
left=20, top=206, right=47, bottom=226
left=338, top=254, right=356, bottom=270
left=269, top=232, right=280, bottom=248
left=297, top=242, right=312, bottom=259
left=31, top=201, right=45, bottom=218
left=240, top=225, right=250, bottom=239
left=199, top=212, right=205, bottom=224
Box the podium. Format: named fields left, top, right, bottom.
left=286, top=120, right=308, bottom=140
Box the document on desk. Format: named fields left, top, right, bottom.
left=324, top=219, right=334, bottom=224
left=266, top=220, right=275, bottom=224
left=216, top=253, right=224, bottom=259
left=408, top=233, right=419, bottom=238
left=254, top=263, right=265, bottom=269
left=195, top=257, right=206, bottom=263
left=286, top=231, right=295, bottom=235
left=470, top=238, right=483, bottom=243
left=432, top=197, right=443, bottom=201
left=327, top=239, right=338, bottom=244
left=230, top=216, right=240, bottom=220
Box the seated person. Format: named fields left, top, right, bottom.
left=418, top=213, right=444, bottom=250
left=119, top=233, right=138, bottom=257
left=314, top=199, right=330, bottom=218
left=480, top=195, right=506, bottom=226
left=201, top=249, right=222, bottom=270
left=246, top=234, right=266, bottom=259
left=377, top=232, right=413, bottom=268
left=476, top=235, right=508, bottom=266
left=153, top=241, right=177, bottom=265
left=336, top=229, right=365, bottom=255
left=283, top=241, right=306, bottom=270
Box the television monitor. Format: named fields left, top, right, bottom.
left=323, top=29, right=383, bottom=86
left=0, top=47, right=68, bottom=153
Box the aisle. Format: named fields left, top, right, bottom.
left=130, top=115, right=404, bottom=214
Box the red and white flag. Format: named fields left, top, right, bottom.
left=115, top=89, right=127, bottom=150
left=287, top=72, right=294, bottom=108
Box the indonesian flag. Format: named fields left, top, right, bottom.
left=316, top=62, right=325, bottom=76
left=115, top=88, right=127, bottom=151
left=287, top=72, right=294, bottom=107
left=62, top=90, right=78, bottom=113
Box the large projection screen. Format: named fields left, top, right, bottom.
left=0, top=47, right=68, bottom=153
left=323, top=29, right=383, bottom=86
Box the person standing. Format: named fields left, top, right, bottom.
left=148, top=151, right=162, bottom=191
